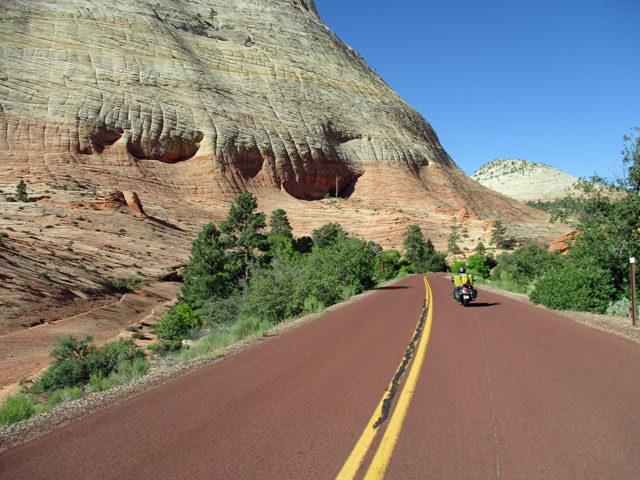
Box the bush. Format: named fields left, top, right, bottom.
left=490, top=243, right=563, bottom=290
left=530, top=260, right=616, bottom=313
left=47, top=386, right=83, bottom=408
left=0, top=395, right=36, bottom=425
left=303, top=295, right=325, bottom=314
left=109, top=277, right=145, bottom=293
left=201, top=295, right=244, bottom=326
left=245, top=236, right=377, bottom=324
left=246, top=255, right=305, bottom=323
left=157, top=303, right=202, bottom=340
left=606, top=297, right=640, bottom=318
left=450, top=260, right=466, bottom=274
left=467, top=254, right=491, bottom=279
left=231, top=315, right=271, bottom=338
left=374, top=250, right=407, bottom=282
left=31, top=336, right=146, bottom=393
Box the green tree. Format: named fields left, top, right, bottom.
left=491, top=221, right=506, bottom=247
left=402, top=225, right=447, bottom=273
left=220, top=190, right=267, bottom=281
left=14, top=179, right=27, bottom=202
left=467, top=254, right=490, bottom=279
left=312, top=222, right=347, bottom=248
left=621, top=126, right=640, bottom=192
left=475, top=241, right=487, bottom=255
left=269, top=209, right=293, bottom=239
left=181, top=222, right=236, bottom=308
left=293, top=236, right=313, bottom=254
left=447, top=228, right=462, bottom=255
left=403, top=225, right=427, bottom=265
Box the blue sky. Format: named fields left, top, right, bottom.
left=315, top=0, right=640, bottom=179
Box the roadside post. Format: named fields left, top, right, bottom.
left=631, top=257, right=637, bottom=327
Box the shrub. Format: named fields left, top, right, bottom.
left=606, top=297, right=640, bottom=318
left=303, top=295, right=325, bottom=314
left=157, top=303, right=202, bottom=340
left=0, top=394, right=35, bottom=425
left=31, top=336, right=146, bottom=393
left=232, top=315, right=270, bottom=338
left=201, top=294, right=245, bottom=326
left=490, top=243, right=563, bottom=290
left=530, top=261, right=616, bottom=313
left=109, top=277, right=145, bottom=293
left=246, top=254, right=305, bottom=323
left=47, top=386, right=83, bottom=408
left=467, top=254, right=491, bottom=279
left=114, top=356, right=150, bottom=381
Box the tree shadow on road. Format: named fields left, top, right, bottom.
left=375, top=286, right=409, bottom=290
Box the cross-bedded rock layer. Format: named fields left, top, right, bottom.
left=0, top=0, right=452, bottom=200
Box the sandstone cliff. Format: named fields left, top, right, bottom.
left=0, top=0, right=568, bottom=325
left=0, top=0, right=557, bottom=217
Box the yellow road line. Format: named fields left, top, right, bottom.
left=364, top=278, right=434, bottom=479
left=336, top=277, right=434, bottom=479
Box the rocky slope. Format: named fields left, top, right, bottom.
left=0, top=0, right=568, bottom=330
left=472, top=159, right=580, bottom=201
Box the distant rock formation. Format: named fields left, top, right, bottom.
left=472, top=159, right=580, bottom=202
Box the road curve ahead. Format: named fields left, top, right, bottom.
left=2, top=274, right=640, bottom=479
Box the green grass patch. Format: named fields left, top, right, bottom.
left=47, top=386, right=83, bottom=408
left=0, top=394, right=36, bottom=426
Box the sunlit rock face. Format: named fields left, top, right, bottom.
left=0, top=0, right=565, bottom=247
left=0, top=0, right=457, bottom=200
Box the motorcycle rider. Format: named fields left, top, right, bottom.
left=452, top=267, right=474, bottom=301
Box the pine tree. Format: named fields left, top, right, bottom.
left=312, top=223, right=346, bottom=248
left=403, top=225, right=427, bottom=265
left=14, top=179, right=27, bottom=202
left=219, top=190, right=266, bottom=281
left=180, top=223, right=235, bottom=308
left=403, top=225, right=447, bottom=273
left=269, top=209, right=293, bottom=239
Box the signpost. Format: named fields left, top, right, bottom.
left=631, top=257, right=637, bottom=327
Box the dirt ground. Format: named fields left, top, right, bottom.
left=0, top=281, right=180, bottom=402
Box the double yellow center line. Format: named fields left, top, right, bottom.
left=337, top=277, right=434, bottom=479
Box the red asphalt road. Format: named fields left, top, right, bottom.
left=2, top=274, right=640, bottom=479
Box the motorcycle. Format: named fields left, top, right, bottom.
left=452, top=275, right=478, bottom=306
left=457, top=283, right=478, bottom=307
